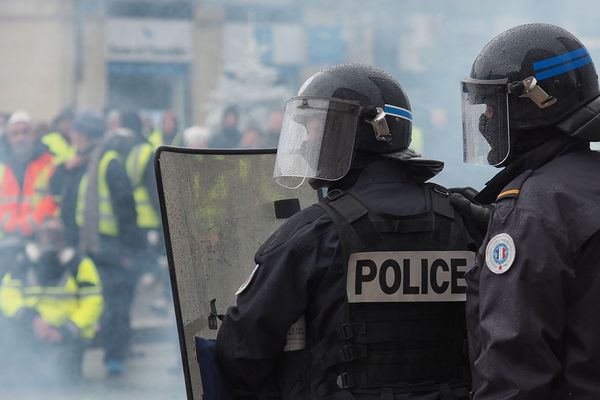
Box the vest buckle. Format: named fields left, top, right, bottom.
left=338, top=323, right=354, bottom=340
left=339, top=344, right=357, bottom=362
left=326, top=189, right=344, bottom=201
left=336, top=372, right=354, bottom=389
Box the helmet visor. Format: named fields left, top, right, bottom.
left=274, top=97, right=360, bottom=188
left=461, top=79, right=510, bottom=166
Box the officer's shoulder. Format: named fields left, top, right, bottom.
left=500, top=151, right=594, bottom=204
left=496, top=155, right=581, bottom=208
left=515, top=150, right=600, bottom=210
left=495, top=169, right=534, bottom=204
left=256, top=203, right=332, bottom=256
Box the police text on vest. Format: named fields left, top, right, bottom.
left=347, top=251, right=475, bottom=302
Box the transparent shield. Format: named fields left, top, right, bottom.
left=155, top=147, right=318, bottom=399
left=461, top=80, right=510, bottom=166
left=273, top=97, right=360, bottom=188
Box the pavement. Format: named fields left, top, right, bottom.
left=0, top=274, right=189, bottom=400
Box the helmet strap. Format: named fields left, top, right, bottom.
left=509, top=76, right=557, bottom=109
left=360, top=106, right=391, bottom=142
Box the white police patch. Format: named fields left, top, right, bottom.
left=235, top=264, right=260, bottom=296
left=485, top=233, right=516, bottom=274
left=347, top=251, right=475, bottom=303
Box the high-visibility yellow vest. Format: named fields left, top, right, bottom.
left=0, top=256, right=103, bottom=339
left=41, top=131, right=76, bottom=165
left=148, top=129, right=162, bottom=149
left=126, top=143, right=160, bottom=229
left=148, top=129, right=183, bottom=148
left=75, top=151, right=120, bottom=236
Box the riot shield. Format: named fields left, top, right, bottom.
left=155, top=148, right=318, bottom=400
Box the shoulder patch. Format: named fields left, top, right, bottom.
left=235, top=264, right=260, bottom=296
left=496, top=169, right=534, bottom=202
left=485, top=233, right=516, bottom=274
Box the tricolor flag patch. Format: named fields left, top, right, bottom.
left=485, top=233, right=516, bottom=274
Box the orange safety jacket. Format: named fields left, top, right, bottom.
left=0, top=151, right=58, bottom=236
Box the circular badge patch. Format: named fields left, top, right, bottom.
left=485, top=233, right=516, bottom=274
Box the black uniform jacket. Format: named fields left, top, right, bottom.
left=467, top=146, right=600, bottom=399
left=216, top=159, right=476, bottom=399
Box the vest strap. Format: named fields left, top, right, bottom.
left=319, top=190, right=382, bottom=251
left=427, top=183, right=455, bottom=244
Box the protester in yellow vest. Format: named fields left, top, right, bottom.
left=120, top=111, right=161, bottom=232
left=148, top=110, right=184, bottom=148
left=0, top=218, right=103, bottom=385
left=41, top=108, right=76, bottom=165
left=50, top=111, right=144, bottom=377
left=121, top=111, right=170, bottom=312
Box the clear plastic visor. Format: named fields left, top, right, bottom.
left=273, top=97, right=360, bottom=188
left=461, top=78, right=510, bottom=166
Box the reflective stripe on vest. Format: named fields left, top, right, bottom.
left=148, top=129, right=162, bottom=149
left=0, top=159, right=54, bottom=208
left=41, top=131, right=76, bottom=165
left=31, top=160, right=55, bottom=206
left=0, top=152, right=57, bottom=237
left=0, top=256, right=103, bottom=339
left=126, top=143, right=160, bottom=229
left=75, top=151, right=120, bottom=236
left=148, top=128, right=183, bottom=147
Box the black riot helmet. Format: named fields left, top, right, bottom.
left=273, top=64, right=413, bottom=188
left=462, top=23, right=600, bottom=166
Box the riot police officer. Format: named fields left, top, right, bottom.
left=454, top=23, right=600, bottom=399
left=216, top=64, right=479, bottom=399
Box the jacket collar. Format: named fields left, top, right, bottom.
left=475, top=135, right=589, bottom=204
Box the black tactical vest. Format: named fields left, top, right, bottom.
left=283, top=184, right=474, bottom=400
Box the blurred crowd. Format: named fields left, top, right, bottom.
left=0, top=105, right=283, bottom=387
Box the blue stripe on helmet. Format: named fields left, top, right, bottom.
left=383, top=104, right=412, bottom=121
left=535, top=55, right=593, bottom=81
left=533, top=47, right=589, bottom=71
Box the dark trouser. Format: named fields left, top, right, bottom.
left=94, top=256, right=137, bottom=364
left=140, top=229, right=172, bottom=302
left=140, top=228, right=165, bottom=276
